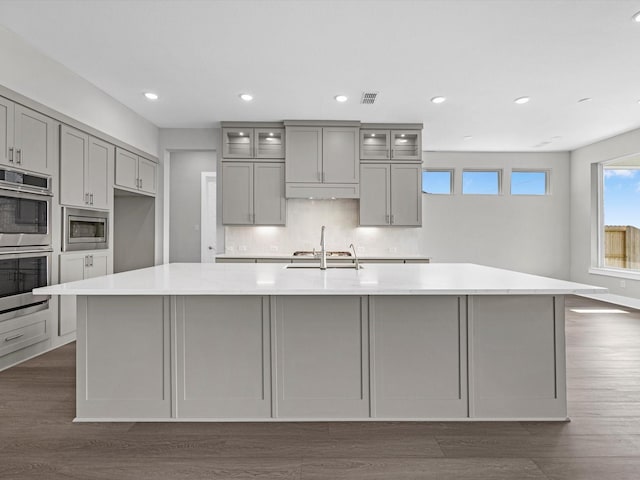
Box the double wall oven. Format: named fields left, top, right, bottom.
left=0, top=168, right=52, bottom=320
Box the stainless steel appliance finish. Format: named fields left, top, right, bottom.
left=0, top=168, right=52, bottom=249
left=63, top=208, right=108, bottom=252
left=0, top=249, right=51, bottom=318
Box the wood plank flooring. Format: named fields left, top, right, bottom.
left=1, top=296, right=639, bottom=479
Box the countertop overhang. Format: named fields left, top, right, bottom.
left=35, top=262, right=607, bottom=296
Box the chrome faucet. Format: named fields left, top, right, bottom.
left=349, top=243, right=360, bottom=270
left=319, top=225, right=327, bottom=270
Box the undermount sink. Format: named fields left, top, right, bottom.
left=285, top=263, right=363, bottom=270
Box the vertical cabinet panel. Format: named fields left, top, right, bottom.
left=371, top=296, right=467, bottom=418
left=469, top=295, right=567, bottom=418
left=138, top=157, right=157, bottom=194
left=359, top=163, right=391, bottom=226
left=274, top=296, right=369, bottom=418
left=254, top=163, right=285, bottom=225
left=87, top=137, right=113, bottom=210
left=175, top=296, right=271, bottom=418
left=285, top=126, right=322, bottom=183
left=391, top=163, right=422, bottom=226
left=60, top=125, right=89, bottom=207
left=115, top=148, right=138, bottom=190
left=14, top=105, right=52, bottom=173
left=0, top=97, right=14, bottom=166
left=77, top=295, right=170, bottom=419
left=222, top=162, right=254, bottom=224
left=58, top=255, right=86, bottom=336
left=322, top=127, right=359, bottom=183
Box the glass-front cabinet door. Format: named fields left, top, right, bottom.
left=222, top=128, right=254, bottom=158
left=391, top=130, right=421, bottom=161
left=360, top=129, right=390, bottom=160
left=255, top=128, right=285, bottom=159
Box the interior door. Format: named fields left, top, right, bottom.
left=200, top=172, right=217, bottom=262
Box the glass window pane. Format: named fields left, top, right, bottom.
left=422, top=170, right=451, bottom=194
left=462, top=171, right=500, bottom=195
left=602, top=167, right=640, bottom=271
left=511, top=171, right=547, bottom=195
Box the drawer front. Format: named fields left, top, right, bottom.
left=0, top=319, right=48, bottom=357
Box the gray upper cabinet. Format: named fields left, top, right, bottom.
left=222, top=128, right=254, bottom=158
left=360, top=124, right=423, bottom=162
left=222, top=126, right=285, bottom=159
left=360, top=162, right=422, bottom=226
left=360, top=129, right=391, bottom=160
left=115, top=147, right=157, bottom=196
left=60, top=125, right=112, bottom=210
left=222, top=161, right=285, bottom=226
left=284, top=121, right=360, bottom=198
left=0, top=97, right=54, bottom=174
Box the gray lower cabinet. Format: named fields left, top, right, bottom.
left=371, top=296, right=467, bottom=418
left=469, top=295, right=566, bottom=419
left=222, top=161, right=285, bottom=225
left=273, top=296, right=369, bottom=418
left=76, top=295, right=171, bottom=419
left=59, top=252, right=110, bottom=336
left=174, top=296, right=271, bottom=418
left=360, top=162, right=422, bottom=226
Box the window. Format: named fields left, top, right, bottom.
left=422, top=169, right=453, bottom=194
left=462, top=170, right=501, bottom=195
left=599, top=161, right=640, bottom=272
left=511, top=170, right=549, bottom=195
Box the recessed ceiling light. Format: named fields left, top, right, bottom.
left=633, top=11, right=640, bottom=22
left=335, top=95, right=348, bottom=102
left=239, top=93, right=253, bottom=101
left=578, top=97, right=592, bottom=103
left=144, top=92, right=158, bottom=100
left=431, top=96, right=446, bottom=104
left=514, top=96, right=530, bottom=104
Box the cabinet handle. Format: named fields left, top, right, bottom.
left=385, top=214, right=390, bottom=224
left=16, top=149, right=21, bottom=164
left=90, top=193, right=94, bottom=205
left=8, top=147, right=14, bottom=162
left=140, top=178, right=143, bottom=189
left=5, top=333, right=24, bottom=342
left=84, top=193, right=89, bottom=204
left=391, top=149, right=395, bottom=158
left=391, top=214, right=395, bottom=224
left=84, top=256, right=88, bottom=267
left=90, top=255, right=94, bottom=267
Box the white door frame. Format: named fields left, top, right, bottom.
left=201, top=172, right=217, bottom=262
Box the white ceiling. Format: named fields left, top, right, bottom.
left=1, top=0, right=640, bottom=152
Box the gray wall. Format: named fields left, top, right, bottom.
left=420, top=152, right=571, bottom=279
left=169, top=150, right=216, bottom=263
left=570, top=127, right=640, bottom=302
left=114, top=194, right=155, bottom=273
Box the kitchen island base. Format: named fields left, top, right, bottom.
left=75, top=294, right=566, bottom=421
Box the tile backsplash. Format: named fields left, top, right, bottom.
left=225, top=199, right=421, bottom=256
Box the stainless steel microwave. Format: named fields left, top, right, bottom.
left=62, top=208, right=108, bottom=252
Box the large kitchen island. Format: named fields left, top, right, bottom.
left=36, top=262, right=605, bottom=422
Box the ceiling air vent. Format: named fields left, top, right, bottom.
left=360, top=91, right=379, bottom=104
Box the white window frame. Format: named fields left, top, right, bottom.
left=589, top=158, right=640, bottom=280
left=461, top=169, right=503, bottom=195
left=422, top=168, right=454, bottom=195
left=510, top=169, right=550, bottom=196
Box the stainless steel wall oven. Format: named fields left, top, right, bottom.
left=0, top=168, right=52, bottom=250
left=0, top=249, right=51, bottom=318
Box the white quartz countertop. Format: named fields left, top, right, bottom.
left=35, top=263, right=607, bottom=296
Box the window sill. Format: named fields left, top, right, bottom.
left=589, top=267, right=640, bottom=282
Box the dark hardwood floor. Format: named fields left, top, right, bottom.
left=1, top=296, right=640, bottom=479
